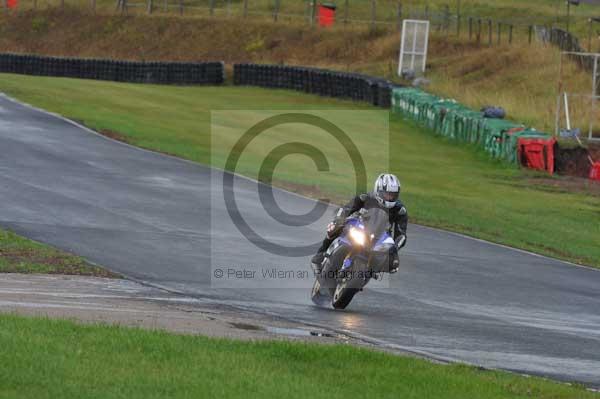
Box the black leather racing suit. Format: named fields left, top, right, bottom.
left=315, top=192, right=408, bottom=255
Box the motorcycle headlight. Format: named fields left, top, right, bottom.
left=348, top=227, right=366, bottom=246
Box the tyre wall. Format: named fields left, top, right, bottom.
left=0, top=53, right=225, bottom=85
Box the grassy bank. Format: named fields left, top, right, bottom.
left=1, top=74, right=598, bottom=267
left=1, top=9, right=598, bottom=134
left=8, top=0, right=599, bottom=38
left=0, top=314, right=596, bottom=398
left=0, top=228, right=118, bottom=276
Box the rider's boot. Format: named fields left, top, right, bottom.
left=390, top=257, right=399, bottom=273
left=311, top=235, right=335, bottom=274
left=311, top=252, right=325, bottom=274
left=389, top=250, right=400, bottom=274
left=311, top=252, right=325, bottom=266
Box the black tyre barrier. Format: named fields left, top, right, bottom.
left=0, top=53, right=225, bottom=85
left=233, top=63, right=396, bottom=108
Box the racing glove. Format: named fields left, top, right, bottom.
left=326, top=219, right=344, bottom=239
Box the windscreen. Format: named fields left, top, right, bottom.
left=361, top=208, right=390, bottom=242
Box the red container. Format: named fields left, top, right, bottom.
left=517, top=137, right=556, bottom=174
left=590, top=162, right=600, bottom=181
left=318, top=3, right=336, bottom=27
left=6, top=0, right=18, bottom=9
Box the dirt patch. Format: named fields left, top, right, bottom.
left=588, top=142, right=600, bottom=162
left=524, top=176, right=600, bottom=197
left=0, top=248, right=121, bottom=278
left=555, top=144, right=592, bottom=178
left=99, top=128, right=131, bottom=143
left=270, top=178, right=346, bottom=207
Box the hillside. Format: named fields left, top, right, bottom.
left=1, top=9, right=599, bottom=145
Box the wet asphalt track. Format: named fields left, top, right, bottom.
left=1, top=94, right=599, bottom=387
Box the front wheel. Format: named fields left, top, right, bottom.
left=332, top=284, right=358, bottom=309
left=332, top=277, right=363, bottom=309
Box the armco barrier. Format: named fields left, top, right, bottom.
left=0, top=53, right=225, bottom=85
left=392, top=87, right=555, bottom=173
left=233, top=63, right=394, bottom=108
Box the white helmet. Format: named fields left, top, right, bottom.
left=374, top=173, right=401, bottom=208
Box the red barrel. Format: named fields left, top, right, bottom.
left=318, top=3, right=336, bottom=27
left=590, top=162, right=600, bottom=181
left=6, top=0, right=18, bottom=8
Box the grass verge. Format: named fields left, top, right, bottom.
left=0, top=228, right=119, bottom=277
left=0, top=313, right=596, bottom=399
left=0, top=74, right=598, bottom=267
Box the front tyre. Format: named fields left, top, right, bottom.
left=332, top=278, right=361, bottom=309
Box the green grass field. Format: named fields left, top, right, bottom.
left=0, top=73, right=599, bottom=267
left=0, top=314, right=596, bottom=399
left=0, top=228, right=118, bottom=276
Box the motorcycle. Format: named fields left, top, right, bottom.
left=311, top=207, right=401, bottom=309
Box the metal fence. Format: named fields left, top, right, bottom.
left=3, top=0, right=598, bottom=49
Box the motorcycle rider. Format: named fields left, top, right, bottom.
left=311, top=173, right=408, bottom=273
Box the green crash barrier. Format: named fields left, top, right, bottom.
left=391, top=87, right=552, bottom=166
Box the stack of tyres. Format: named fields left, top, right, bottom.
left=249, top=64, right=258, bottom=85
left=248, top=64, right=256, bottom=86
left=256, top=65, right=264, bottom=87
left=106, top=60, right=118, bottom=82
left=82, top=58, right=93, bottom=79
left=273, top=65, right=282, bottom=88
left=114, top=61, right=126, bottom=82
left=0, top=52, right=225, bottom=85
left=175, top=63, right=186, bottom=84
left=249, top=63, right=256, bottom=85
left=160, top=62, right=170, bottom=84
left=332, top=72, right=338, bottom=97
left=303, top=68, right=313, bottom=94
left=320, top=70, right=330, bottom=97
left=0, top=54, right=7, bottom=73
left=0, top=54, right=11, bottom=73
left=269, top=65, right=278, bottom=88
left=254, top=64, right=262, bottom=86
left=391, top=86, right=556, bottom=167
left=261, top=65, right=270, bottom=87
left=217, top=62, right=226, bottom=84
left=233, top=64, right=242, bottom=85
left=248, top=64, right=258, bottom=86
left=242, top=63, right=250, bottom=85
left=21, top=55, right=32, bottom=76
left=166, top=63, right=177, bottom=85
left=229, top=63, right=398, bottom=108
left=375, top=80, right=392, bottom=108
left=241, top=63, right=249, bottom=85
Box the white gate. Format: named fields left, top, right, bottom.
left=556, top=51, right=600, bottom=141
left=398, top=19, right=430, bottom=77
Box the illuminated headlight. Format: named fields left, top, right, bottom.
left=348, top=227, right=366, bottom=246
